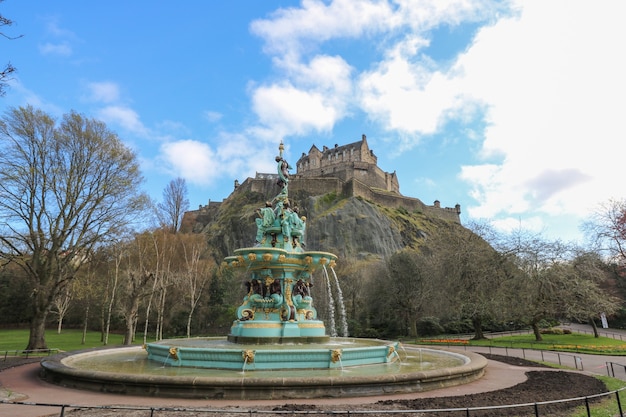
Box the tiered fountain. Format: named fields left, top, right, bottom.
left=40, top=143, right=487, bottom=399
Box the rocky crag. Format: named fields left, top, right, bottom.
left=182, top=137, right=467, bottom=262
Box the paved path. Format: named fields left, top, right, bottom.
left=0, top=356, right=536, bottom=417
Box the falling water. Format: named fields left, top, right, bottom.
left=322, top=265, right=337, bottom=337
left=330, top=267, right=349, bottom=337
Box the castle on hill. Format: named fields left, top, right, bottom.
left=180, top=135, right=461, bottom=233
left=295, top=135, right=400, bottom=194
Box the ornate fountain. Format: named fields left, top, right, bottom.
left=146, top=142, right=400, bottom=370
left=39, top=142, right=487, bottom=399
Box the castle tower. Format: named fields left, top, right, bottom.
left=296, top=135, right=400, bottom=194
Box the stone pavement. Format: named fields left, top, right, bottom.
left=0, top=356, right=532, bottom=417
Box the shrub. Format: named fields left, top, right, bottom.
left=540, top=327, right=564, bottom=335
left=417, top=317, right=444, bottom=337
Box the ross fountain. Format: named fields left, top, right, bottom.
left=40, top=142, right=487, bottom=399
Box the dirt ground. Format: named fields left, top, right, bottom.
left=0, top=355, right=610, bottom=417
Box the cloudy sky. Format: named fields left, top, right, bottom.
left=2, top=0, right=624, bottom=243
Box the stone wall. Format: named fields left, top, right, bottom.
left=346, top=179, right=461, bottom=223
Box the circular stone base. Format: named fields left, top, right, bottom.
left=39, top=344, right=487, bottom=400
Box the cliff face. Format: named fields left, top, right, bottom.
left=199, top=185, right=460, bottom=262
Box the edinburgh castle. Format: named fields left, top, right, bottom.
left=181, top=135, right=461, bottom=233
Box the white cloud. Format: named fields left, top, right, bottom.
left=451, top=0, right=626, bottom=231
left=97, top=106, right=148, bottom=136
left=158, top=134, right=275, bottom=187
left=86, top=82, right=120, bottom=103
left=250, top=0, right=396, bottom=57
left=358, top=35, right=458, bottom=135
left=160, top=140, right=218, bottom=185
left=252, top=83, right=340, bottom=135
left=247, top=0, right=504, bottom=144
left=204, top=111, right=223, bottom=123
left=39, top=42, right=72, bottom=56
left=39, top=17, right=78, bottom=57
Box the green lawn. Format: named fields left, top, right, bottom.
left=417, top=333, right=626, bottom=355
left=471, top=333, right=626, bottom=355
left=0, top=329, right=127, bottom=353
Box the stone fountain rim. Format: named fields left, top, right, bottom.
left=40, top=343, right=487, bottom=388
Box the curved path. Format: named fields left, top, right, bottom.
left=0, top=357, right=529, bottom=417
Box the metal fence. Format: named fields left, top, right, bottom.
left=463, top=344, right=584, bottom=370
left=2, top=389, right=625, bottom=417
left=2, top=348, right=59, bottom=361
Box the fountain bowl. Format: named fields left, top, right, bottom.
left=40, top=339, right=487, bottom=400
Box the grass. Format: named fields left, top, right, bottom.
left=570, top=376, right=626, bottom=417
left=415, top=333, right=626, bottom=355
left=469, top=333, right=626, bottom=355
left=0, top=328, right=127, bottom=353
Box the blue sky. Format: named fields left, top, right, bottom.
left=2, top=0, right=624, bottom=244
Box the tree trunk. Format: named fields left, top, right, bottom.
left=187, top=312, right=193, bottom=338
left=27, top=311, right=48, bottom=351
left=589, top=317, right=600, bottom=338
left=471, top=317, right=486, bottom=340
left=532, top=321, right=543, bottom=341
left=123, top=300, right=139, bottom=345
left=82, top=304, right=90, bottom=345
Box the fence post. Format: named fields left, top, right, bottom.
left=534, top=402, right=539, bottom=417
left=585, top=397, right=591, bottom=417
left=616, top=391, right=623, bottom=417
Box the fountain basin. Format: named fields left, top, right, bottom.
left=146, top=337, right=399, bottom=370
left=40, top=340, right=487, bottom=400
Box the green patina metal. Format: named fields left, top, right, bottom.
left=146, top=143, right=400, bottom=370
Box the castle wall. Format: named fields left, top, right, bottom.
left=180, top=200, right=221, bottom=233
left=228, top=174, right=344, bottom=203
left=295, top=161, right=399, bottom=194
left=346, top=179, right=461, bottom=223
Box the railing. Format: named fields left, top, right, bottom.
left=2, top=348, right=59, bottom=361
left=415, top=341, right=585, bottom=371
left=608, top=361, right=626, bottom=379
left=2, top=388, right=625, bottom=417
left=464, top=344, right=584, bottom=370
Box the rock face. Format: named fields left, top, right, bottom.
left=198, top=184, right=456, bottom=262
left=304, top=196, right=406, bottom=258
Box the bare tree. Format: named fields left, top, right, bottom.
left=157, top=178, right=189, bottom=233
left=585, top=198, right=626, bottom=261
left=102, top=241, right=124, bottom=345
left=0, top=106, right=147, bottom=350
left=384, top=249, right=434, bottom=338
left=503, top=230, right=619, bottom=340
left=178, top=233, right=213, bottom=337
left=423, top=222, right=514, bottom=340
left=51, top=280, right=73, bottom=334
left=1, top=2, right=22, bottom=96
